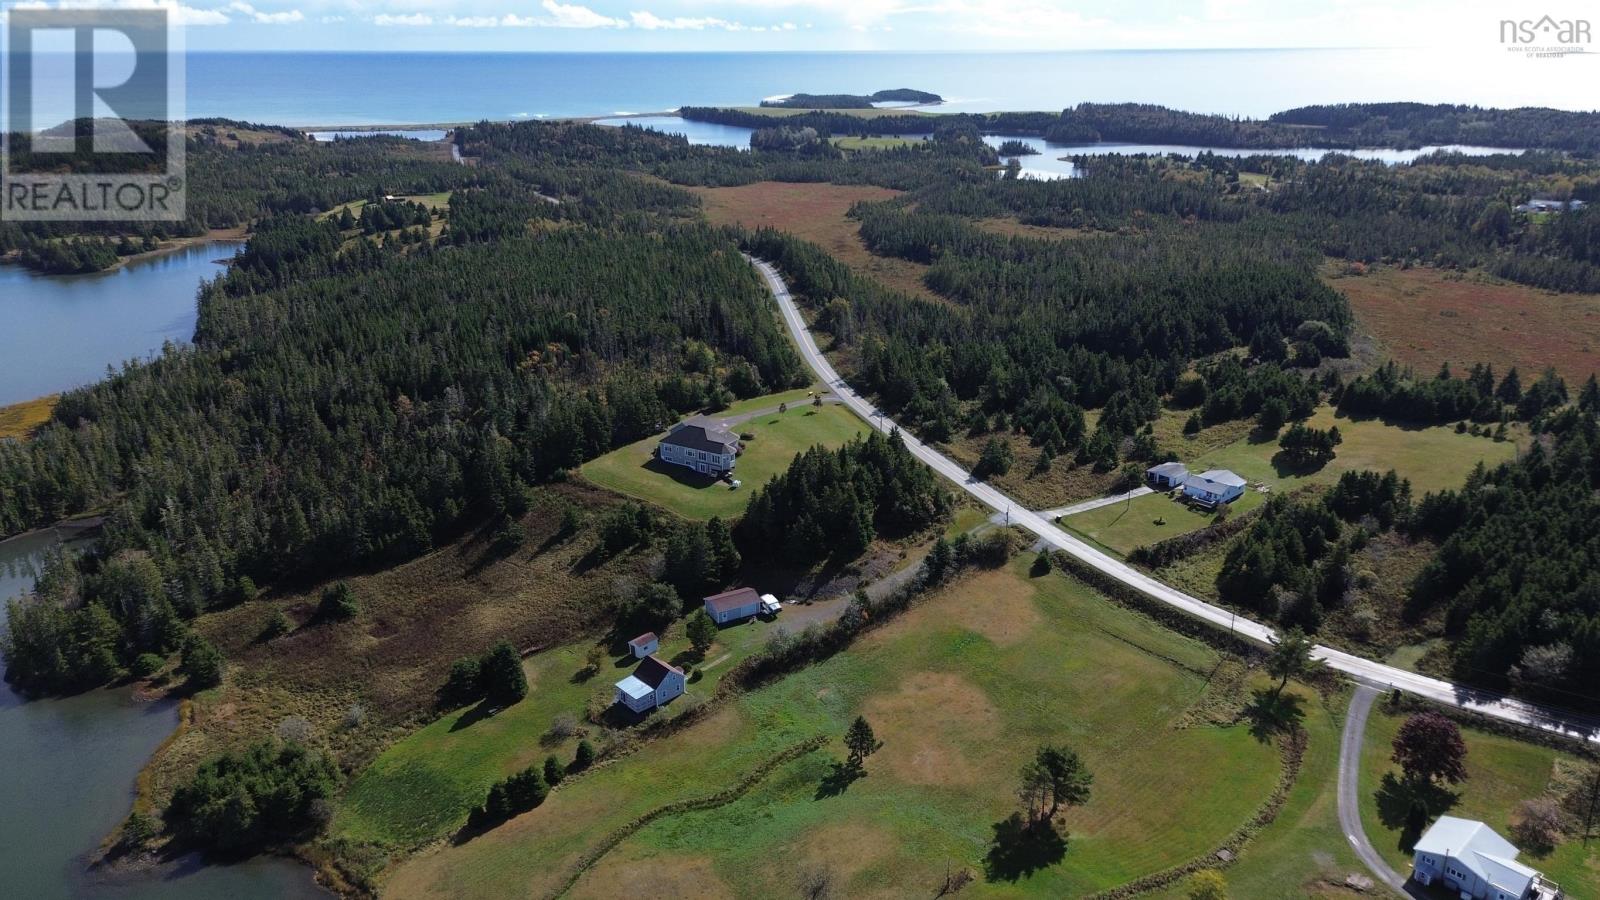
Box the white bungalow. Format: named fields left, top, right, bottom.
left=1411, top=816, right=1561, bottom=900
left=613, top=655, right=686, bottom=713
left=657, top=416, right=740, bottom=476
left=1182, top=469, right=1246, bottom=508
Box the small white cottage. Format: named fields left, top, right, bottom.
left=613, top=655, right=686, bottom=713
left=1181, top=469, right=1246, bottom=508
left=703, top=587, right=763, bottom=625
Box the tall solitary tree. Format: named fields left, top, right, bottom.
left=480, top=641, right=528, bottom=706
left=686, top=609, right=717, bottom=656
left=1265, top=627, right=1324, bottom=697
left=1017, top=744, right=1092, bottom=830
left=844, top=716, right=880, bottom=770
left=1391, top=712, right=1469, bottom=785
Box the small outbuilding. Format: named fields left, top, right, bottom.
left=1411, top=816, right=1561, bottom=900
left=627, top=632, right=659, bottom=659
left=1146, top=461, right=1190, bottom=489
left=1182, top=469, right=1247, bottom=508
left=703, top=587, right=763, bottom=625
left=613, top=654, right=686, bottom=713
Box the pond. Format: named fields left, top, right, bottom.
left=0, top=241, right=240, bottom=408
left=0, top=530, right=328, bottom=899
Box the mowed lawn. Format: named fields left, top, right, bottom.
left=383, top=560, right=1283, bottom=899
left=579, top=399, right=867, bottom=520
left=334, top=610, right=800, bottom=849
left=1059, top=403, right=1515, bottom=558
left=1358, top=705, right=1600, bottom=896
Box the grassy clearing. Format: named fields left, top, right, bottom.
left=1327, top=262, right=1600, bottom=382
left=832, top=135, right=926, bottom=151
left=384, top=560, right=1284, bottom=899
left=334, top=605, right=801, bottom=850
left=1059, top=489, right=1267, bottom=558
left=0, top=394, right=57, bottom=440
left=945, top=430, right=1121, bottom=512
left=579, top=400, right=867, bottom=520
left=1148, top=689, right=1364, bottom=900
left=1173, top=403, right=1517, bottom=498
left=319, top=191, right=455, bottom=221
left=973, top=217, right=1105, bottom=242
left=692, top=181, right=940, bottom=303
left=1358, top=704, right=1600, bottom=896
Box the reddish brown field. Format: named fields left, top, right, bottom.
left=1329, top=264, right=1600, bottom=380
left=691, top=182, right=939, bottom=301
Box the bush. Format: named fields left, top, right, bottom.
left=544, top=755, right=564, bottom=786
left=316, top=582, right=358, bottom=623
left=573, top=739, right=596, bottom=770
left=179, top=635, right=223, bottom=689
left=469, top=764, right=549, bottom=829
left=440, top=656, right=482, bottom=707
left=130, top=652, right=166, bottom=678
left=258, top=609, right=293, bottom=641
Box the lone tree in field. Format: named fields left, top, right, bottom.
left=686, top=609, right=717, bottom=656
left=1265, top=627, right=1324, bottom=697
left=844, top=716, right=880, bottom=770
left=1392, top=711, right=1468, bottom=785
left=480, top=641, right=528, bottom=706
left=1017, top=745, right=1092, bottom=831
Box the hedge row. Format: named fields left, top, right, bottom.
left=544, top=734, right=831, bottom=899
left=1383, top=690, right=1599, bottom=761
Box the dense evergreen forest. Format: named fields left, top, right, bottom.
left=7, top=112, right=1600, bottom=709
left=681, top=101, right=1600, bottom=152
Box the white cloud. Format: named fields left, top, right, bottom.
left=1, top=0, right=232, bottom=25
left=227, top=1, right=303, bottom=24
left=539, top=0, right=627, bottom=28
left=374, top=12, right=432, bottom=25
left=630, top=10, right=748, bottom=30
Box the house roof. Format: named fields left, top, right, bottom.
left=1188, top=469, right=1247, bottom=489
left=615, top=675, right=653, bottom=700
left=627, top=632, right=657, bottom=648
left=1147, top=461, right=1189, bottom=477
left=1415, top=817, right=1537, bottom=896
left=632, top=654, right=683, bottom=688
left=704, top=586, right=761, bottom=614
left=660, top=417, right=739, bottom=454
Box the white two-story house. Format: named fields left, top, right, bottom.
left=1412, top=816, right=1562, bottom=900
left=657, top=417, right=740, bottom=476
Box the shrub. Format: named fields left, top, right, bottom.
left=480, top=641, right=528, bottom=706
left=544, top=755, right=564, bottom=786
left=130, top=652, right=165, bottom=678
left=440, top=656, right=482, bottom=707
left=258, top=609, right=293, bottom=641
left=179, top=635, right=223, bottom=689
left=573, top=739, right=596, bottom=770
left=316, top=582, right=358, bottom=622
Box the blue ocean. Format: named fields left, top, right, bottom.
left=181, top=48, right=1594, bottom=127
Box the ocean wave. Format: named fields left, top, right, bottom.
left=761, top=93, right=794, bottom=103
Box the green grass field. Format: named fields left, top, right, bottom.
left=1056, top=403, right=1510, bottom=560
left=833, top=135, right=927, bottom=151
left=334, top=611, right=795, bottom=850
left=1059, top=489, right=1266, bottom=558
left=384, top=560, right=1285, bottom=899
left=319, top=191, right=454, bottom=221
left=579, top=398, right=867, bottom=520
left=1358, top=704, right=1600, bottom=896
left=1190, top=405, right=1516, bottom=497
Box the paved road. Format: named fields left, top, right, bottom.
left=1039, top=486, right=1156, bottom=520
left=749, top=254, right=1600, bottom=747
left=1339, top=685, right=1411, bottom=896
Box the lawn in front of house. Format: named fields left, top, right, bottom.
left=1057, top=488, right=1266, bottom=558
left=579, top=400, right=867, bottom=520
left=383, top=559, right=1284, bottom=899
left=333, top=607, right=800, bottom=850
left=1358, top=703, right=1600, bottom=896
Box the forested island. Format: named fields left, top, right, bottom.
left=760, top=88, right=943, bottom=108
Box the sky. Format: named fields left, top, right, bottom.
left=0, top=0, right=1596, bottom=52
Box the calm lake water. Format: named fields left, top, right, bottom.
left=0, top=531, right=327, bottom=899
left=0, top=242, right=238, bottom=407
